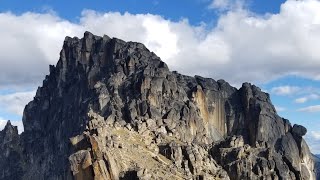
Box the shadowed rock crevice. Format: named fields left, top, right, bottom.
left=119, top=170, right=138, bottom=180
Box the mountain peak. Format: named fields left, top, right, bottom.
left=0, top=32, right=316, bottom=180
left=1, top=120, right=18, bottom=138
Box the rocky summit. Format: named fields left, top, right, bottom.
left=0, top=31, right=316, bottom=180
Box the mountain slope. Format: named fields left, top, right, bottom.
left=0, top=32, right=316, bottom=180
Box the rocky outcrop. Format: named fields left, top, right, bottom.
left=67, top=111, right=229, bottom=180
left=0, top=121, right=24, bottom=180
left=211, top=132, right=315, bottom=179
left=0, top=31, right=316, bottom=179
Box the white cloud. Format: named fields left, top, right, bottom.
left=298, top=105, right=320, bottom=113
left=0, top=118, right=7, bottom=131
left=70, top=0, right=320, bottom=85
left=295, top=97, right=308, bottom=103
left=275, top=106, right=286, bottom=112
left=0, top=90, right=36, bottom=116
left=0, top=12, right=83, bottom=89
left=209, top=0, right=233, bottom=10
left=1, top=0, right=320, bottom=91
left=271, top=86, right=300, bottom=96
left=305, top=131, right=320, bottom=154
left=294, top=93, right=320, bottom=103
left=209, top=0, right=244, bottom=11
left=0, top=119, right=24, bottom=134
left=310, top=131, right=320, bottom=140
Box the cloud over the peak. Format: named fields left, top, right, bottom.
left=0, top=12, right=83, bottom=89
left=1, top=0, right=320, bottom=89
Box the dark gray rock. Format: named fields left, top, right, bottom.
left=314, top=154, right=320, bottom=180
left=0, top=121, right=24, bottom=180
left=292, top=124, right=307, bottom=137
left=275, top=133, right=301, bottom=178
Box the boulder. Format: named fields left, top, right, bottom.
left=292, top=124, right=307, bottom=137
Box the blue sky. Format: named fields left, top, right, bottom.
left=0, top=0, right=286, bottom=24
left=0, top=0, right=320, bottom=153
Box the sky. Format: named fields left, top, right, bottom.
left=0, top=0, right=319, bottom=154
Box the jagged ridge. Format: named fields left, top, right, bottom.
left=0, top=31, right=316, bottom=180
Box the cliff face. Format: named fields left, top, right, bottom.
left=0, top=32, right=316, bottom=180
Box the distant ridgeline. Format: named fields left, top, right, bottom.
left=0, top=32, right=316, bottom=180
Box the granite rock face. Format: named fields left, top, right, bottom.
left=0, top=32, right=316, bottom=179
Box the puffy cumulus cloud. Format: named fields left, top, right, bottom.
left=0, top=118, right=24, bottom=134
left=2, top=0, right=320, bottom=89
left=204, top=0, right=320, bottom=84
left=0, top=90, right=36, bottom=116
left=0, top=12, right=84, bottom=89
left=271, top=86, right=300, bottom=96
left=298, top=105, right=320, bottom=113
